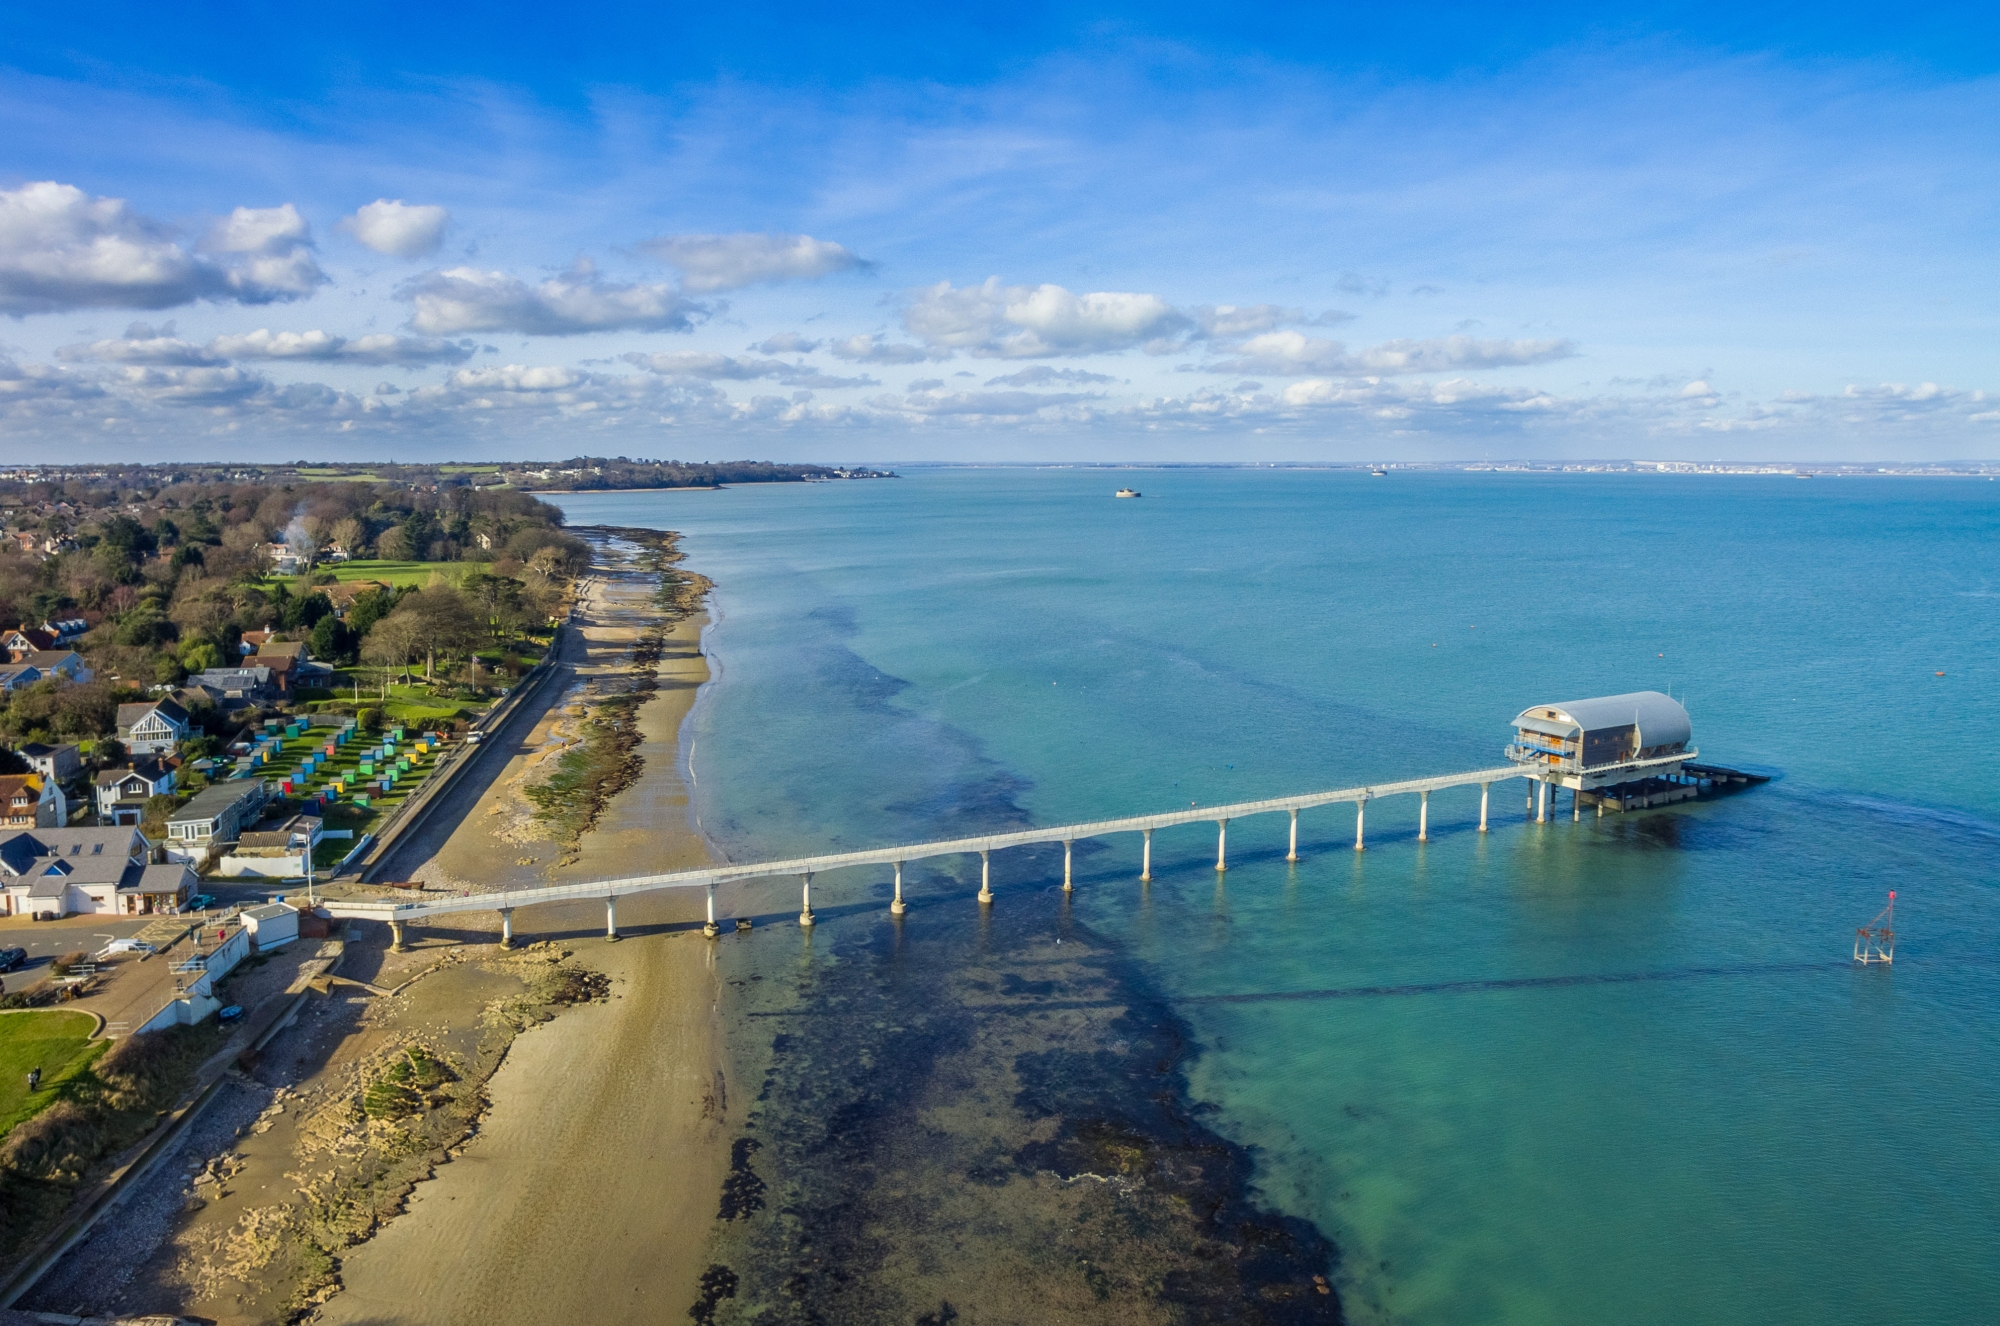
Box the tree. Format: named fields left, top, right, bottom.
left=362, top=610, right=423, bottom=685
left=402, top=586, right=480, bottom=682
left=375, top=525, right=413, bottom=561
left=309, top=614, right=352, bottom=665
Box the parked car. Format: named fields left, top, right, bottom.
left=181, top=894, right=217, bottom=913
left=0, top=948, right=26, bottom=972
left=95, top=938, right=156, bottom=958
left=218, top=1005, right=244, bottom=1023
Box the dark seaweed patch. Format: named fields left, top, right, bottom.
left=718, top=1137, right=766, bottom=1220
left=688, top=1264, right=739, bottom=1325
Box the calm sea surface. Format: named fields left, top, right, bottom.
left=554, top=470, right=2000, bottom=1324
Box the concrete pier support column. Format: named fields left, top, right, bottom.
left=1215, top=820, right=1229, bottom=872
left=799, top=873, right=815, bottom=928
left=1354, top=799, right=1367, bottom=852
left=1573, top=788, right=1581, bottom=822
left=389, top=920, right=407, bottom=952
left=1418, top=791, right=1430, bottom=842
left=605, top=896, right=619, bottom=941
left=703, top=884, right=719, bottom=938
left=1479, top=783, right=1490, bottom=833
left=1286, top=810, right=1299, bottom=862
left=978, top=851, right=994, bottom=905
left=1536, top=780, right=1549, bottom=823
left=1141, top=829, right=1153, bottom=882
left=1063, top=841, right=1074, bottom=893
left=498, top=909, right=514, bottom=949
left=891, top=861, right=906, bottom=916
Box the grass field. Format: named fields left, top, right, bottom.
left=0, top=1011, right=108, bottom=1136
left=308, top=560, right=467, bottom=589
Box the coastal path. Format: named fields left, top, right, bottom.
left=322, top=763, right=1536, bottom=946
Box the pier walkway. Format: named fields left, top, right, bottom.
left=323, top=763, right=1543, bottom=943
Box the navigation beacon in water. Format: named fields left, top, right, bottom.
left=1505, top=690, right=1764, bottom=820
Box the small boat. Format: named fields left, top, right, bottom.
left=1370, top=468, right=1388, bottom=477
left=1115, top=488, right=1141, bottom=498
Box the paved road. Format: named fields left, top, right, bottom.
left=0, top=916, right=152, bottom=993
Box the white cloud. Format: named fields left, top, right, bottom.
left=209, top=328, right=475, bottom=366
left=983, top=365, right=1118, bottom=386
left=875, top=387, right=1102, bottom=417
left=826, top=332, right=940, bottom=364
left=748, top=332, right=821, bottom=354
left=1679, top=379, right=1717, bottom=398
left=57, top=322, right=221, bottom=366
left=621, top=350, right=876, bottom=389
left=903, top=278, right=1190, bottom=358
left=640, top=233, right=869, bottom=292
left=1191, top=304, right=1319, bottom=337
left=1207, top=331, right=1576, bottom=376
left=60, top=323, right=474, bottom=367
left=341, top=200, right=451, bottom=258
left=0, top=182, right=325, bottom=315
left=398, top=263, right=707, bottom=336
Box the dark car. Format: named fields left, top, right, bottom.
left=0, top=948, right=27, bottom=972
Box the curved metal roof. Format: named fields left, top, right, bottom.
left=1512, top=691, right=1691, bottom=747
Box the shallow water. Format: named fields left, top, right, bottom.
left=555, top=470, right=2000, bottom=1324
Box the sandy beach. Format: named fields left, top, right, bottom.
left=20, top=532, right=737, bottom=1326
left=315, top=532, right=731, bottom=1324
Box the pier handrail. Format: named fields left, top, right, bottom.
left=324, top=762, right=1537, bottom=921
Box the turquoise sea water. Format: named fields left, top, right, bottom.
left=555, top=470, right=2000, bottom=1324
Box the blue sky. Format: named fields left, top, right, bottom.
left=1, top=2, right=1996, bottom=462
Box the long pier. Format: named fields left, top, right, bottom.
left=325, top=763, right=1558, bottom=945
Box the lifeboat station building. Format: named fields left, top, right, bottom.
left=1506, top=691, right=1700, bottom=820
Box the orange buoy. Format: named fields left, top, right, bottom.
left=1936, top=671, right=1945, bottom=676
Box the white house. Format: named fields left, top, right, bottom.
left=117, top=698, right=192, bottom=755
left=17, top=742, right=82, bottom=784
left=0, top=826, right=194, bottom=916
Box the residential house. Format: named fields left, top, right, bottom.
left=222, top=814, right=324, bottom=879
left=1, top=626, right=54, bottom=659
left=5, top=532, right=35, bottom=557
left=95, top=758, right=177, bottom=825
left=0, top=826, right=195, bottom=915
left=19, top=650, right=90, bottom=685
left=238, top=627, right=279, bottom=656
left=325, top=581, right=389, bottom=616
left=18, top=742, right=82, bottom=784
left=187, top=666, right=277, bottom=704
left=162, top=779, right=269, bottom=861
left=41, top=618, right=87, bottom=644
left=254, top=640, right=334, bottom=691
left=0, top=664, right=43, bottom=693
left=0, top=774, right=64, bottom=828
left=117, top=697, right=192, bottom=754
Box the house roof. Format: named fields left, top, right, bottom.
left=167, top=780, right=265, bottom=825
left=1512, top=691, right=1693, bottom=747
left=118, top=697, right=191, bottom=730
left=127, top=863, right=193, bottom=895
left=0, top=827, right=146, bottom=888
left=0, top=774, right=43, bottom=805
left=326, top=580, right=389, bottom=605
left=95, top=759, right=171, bottom=789
left=20, top=651, right=81, bottom=670
left=243, top=902, right=297, bottom=921
left=5, top=628, right=55, bottom=651
left=19, top=742, right=78, bottom=760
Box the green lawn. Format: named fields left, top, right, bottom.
left=0, top=1011, right=108, bottom=1137
left=311, top=560, right=468, bottom=589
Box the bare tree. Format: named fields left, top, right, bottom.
left=362, top=610, right=423, bottom=686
